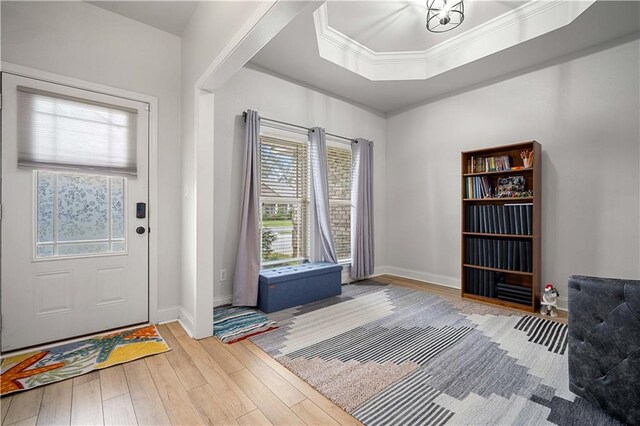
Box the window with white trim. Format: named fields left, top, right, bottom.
left=259, top=135, right=353, bottom=268
left=259, top=136, right=309, bottom=267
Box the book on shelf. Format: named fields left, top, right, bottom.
left=465, top=237, right=532, bottom=273
left=465, top=268, right=497, bottom=298
left=496, top=282, right=532, bottom=305
left=467, top=155, right=512, bottom=173
left=466, top=204, right=533, bottom=235
left=465, top=176, right=493, bottom=199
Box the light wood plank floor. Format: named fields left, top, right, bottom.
left=1, top=275, right=566, bottom=426
left=0, top=323, right=360, bottom=426
left=375, top=274, right=568, bottom=324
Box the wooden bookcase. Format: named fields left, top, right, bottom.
left=460, top=141, right=541, bottom=312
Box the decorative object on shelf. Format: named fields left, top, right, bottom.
left=496, top=176, right=525, bottom=198
left=521, top=149, right=534, bottom=168
left=426, top=0, right=464, bottom=33
left=540, top=283, right=559, bottom=317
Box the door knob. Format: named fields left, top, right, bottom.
left=136, top=226, right=146, bottom=235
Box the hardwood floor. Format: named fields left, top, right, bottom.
left=375, top=274, right=568, bottom=324
left=0, top=274, right=567, bottom=426
left=0, top=323, right=360, bottom=426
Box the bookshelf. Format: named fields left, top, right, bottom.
left=460, top=141, right=541, bottom=312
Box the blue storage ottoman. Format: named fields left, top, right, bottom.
left=258, top=262, right=343, bottom=313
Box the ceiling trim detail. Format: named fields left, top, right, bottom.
left=313, top=0, right=596, bottom=81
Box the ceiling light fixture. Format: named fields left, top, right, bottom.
left=426, top=0, right=464, bottom=33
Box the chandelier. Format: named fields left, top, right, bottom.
left=426, top=0, right=465, bottom=33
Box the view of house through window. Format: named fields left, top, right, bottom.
left=327, top=144, right=352, bottom=262
left=259, top=136, right=353, bottom=267
left=260, top=137, right=309, bottom=266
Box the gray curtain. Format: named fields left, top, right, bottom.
left=351, top=138, right=374, bottom=279
left=233, top=110, right=261, bottom=306
left=309, top=127, right=338, bottom=263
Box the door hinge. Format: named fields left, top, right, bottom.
left=0, top=204, right=2, bottom=221
left=0, top=93, right=3, bottom=109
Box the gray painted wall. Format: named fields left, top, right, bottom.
left=385, top=39, right=640, bottom=309
left=1, top=1, right=183, bottom=316
left=214, top=67, right=387, bottom=305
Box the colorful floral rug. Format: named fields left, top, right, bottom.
left=1, top=324, right=169, bottom=396
left=214, top=306, right=278, bottom=344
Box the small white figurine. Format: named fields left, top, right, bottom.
left=540, top=283, right=559, bottom=317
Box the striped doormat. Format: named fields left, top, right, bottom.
left=213, top=306, right=277, bottom=344
left=249, top=281, right=619, bottom=426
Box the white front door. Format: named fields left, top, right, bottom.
left=1, top=74, right=150, bottom=351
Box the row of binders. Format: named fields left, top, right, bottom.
left=465, top=204, right=533, bottom=235
left=465, top=176, right=492, bottom=199
left=465, top=237, right=532, bottom=272
left=464, top=268, right=533, bottom=305
left=497, top=282, right=532, bottom=305
left=464, top=268, right=497, bottom=298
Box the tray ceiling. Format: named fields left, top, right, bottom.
left=326, top=1, right=527, bottom=53
left=249, top=0, right=640, bottom=114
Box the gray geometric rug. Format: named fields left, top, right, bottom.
left=250, top=280, right=620, bottom=425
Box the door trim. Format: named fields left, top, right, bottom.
left=1, top=62, right=161, bottom=325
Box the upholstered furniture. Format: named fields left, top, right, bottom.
left=568, top=275, right=640, bottom=425
left=258, top=262, right=342, bottom=313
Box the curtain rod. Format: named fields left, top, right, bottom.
left=242, top=111, right=355, bottom=143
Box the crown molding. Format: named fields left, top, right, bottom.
left=313, top=0, right=596, bottom=81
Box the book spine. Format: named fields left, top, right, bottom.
left=507, top=240, right=514, bottom=270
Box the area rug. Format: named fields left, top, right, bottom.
left=250, top=280, right=621, bottom=425
left=1, top=324, right=169, bottom=396
left=214, top=306, right=278, bottom=344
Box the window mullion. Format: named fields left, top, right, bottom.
left=52, top=172, right=59, bottom=256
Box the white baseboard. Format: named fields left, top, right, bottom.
left=372, top=265, right=390, bottom=277
left=178, top=307, right=195, bottom=337
left=213, top=295, right=232, bottom=307
left=381, top=266, right=460, bottom=289
left=156, top=306, right=180, bottom=323
left=374, top=266, right=569, bottom=313
left=557, top=296, right=568, bottom=312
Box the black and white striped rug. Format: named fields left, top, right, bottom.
left=250, top=281, right=619, bottom=426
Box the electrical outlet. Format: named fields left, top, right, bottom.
left=219, top=269, right=227, bottom=282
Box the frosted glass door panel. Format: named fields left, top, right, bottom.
left=36, top=171, right=126, bottom=258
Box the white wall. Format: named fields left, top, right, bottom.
left=180, top=1, right=262, bottom=333
left=386, top=39, right=640, bottom=308
left=213, top=67, right=387, bottom=304
left=1, top=1, right=183, bottom=319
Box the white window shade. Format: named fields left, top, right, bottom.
left=17, top=86, right=138, bottom=176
